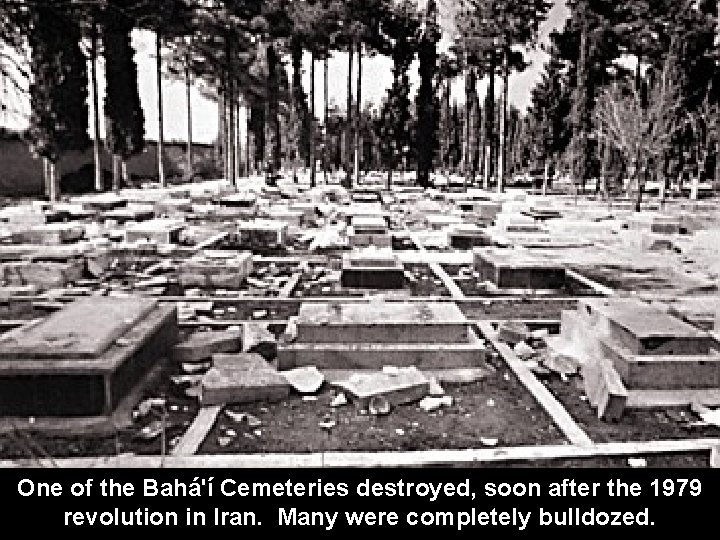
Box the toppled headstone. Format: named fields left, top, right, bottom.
left=332, top=367, right=429, bottom=408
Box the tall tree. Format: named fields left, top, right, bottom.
left=376, top=0, right=419, bottom=189
left=456, top=0, right=552, bottom=192
left=415, top=0, right=442, bottom=188
left=27, top=2, right=90, bottom=201
left=103, top=1, right=145, bottom=191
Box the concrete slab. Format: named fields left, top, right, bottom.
left=577, top=298, right=713, bottom=355
left=295, top=301, right=469, bottom=344
left=124, top=219, right=185, bottom=244
left=11, top=223, right=85, bottom=245
left=172, top=328, right=242, bottom=363
left=332, top=367, right=429, bottom=407
left=200, top=360, right=290, bottom=406
left=0, top=301, right=177, bottom=417
left=474, top=248, right=566, bottom=289
left=0, top=297, right=158, bottom=359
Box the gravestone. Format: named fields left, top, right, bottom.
left=340, top=250, right=404, bottom=289
left=0, top=297, right=177, bottom=417
left=473, top=248, right=566, bottom=289
left=348, top=216, right=391, bottom=248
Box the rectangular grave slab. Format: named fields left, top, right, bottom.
left=11, top=223, right=85, bottom=246
left=78, top=193, right=128, bottom=211
left=473, top=248, right=566, bottom=289
left=448, top=225, right=491, bottom=249
left=218, top=193, right=258, bottom=208
left=295, top=302, right=470, bottom=344
left=124, top=219, right=185, bottom=244
left=237, top=220, right=288, bottom=246
left=103, top=205, right=155, bottom=224
left=341, top=252, right=404, bottom=289
left=0, top=298, right=177, bottom=417
left=426, top=214, right=464, bottom=230
left=597, top=338, right=720, bottom=390
left=0, top=260, right=84, bottom=289
left=626, top=214, right=681, bottom=235
left=577, top=298, right=713, bottom=356
left=179, top=252, right=253, bottom=289
left=0, top=297, right=158, bottom=359
left=211, top=352, right=268, bottom=371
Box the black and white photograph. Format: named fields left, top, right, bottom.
left=0, top=0, right=719, bottom=484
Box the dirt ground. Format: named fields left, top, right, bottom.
left=198, top=362, right=563, bottom=455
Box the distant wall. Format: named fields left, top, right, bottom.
left=0, top=134, right=219, bottom=197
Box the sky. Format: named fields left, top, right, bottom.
left=0, top=0, right=569, bottom=145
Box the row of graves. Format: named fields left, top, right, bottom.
left=0, top=175, right=718, bottom=465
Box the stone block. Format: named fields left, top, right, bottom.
left=200, top=365, right=289, bottom=406
left=124, top=219, right=185, bottom=244
left=0, top=298, right=177, bottom=416
left=172, top=328, right=242, bottom=363
left=576, top=298, right=713, bottom=356
left=0, top=260, right=84, bottom=288
left=212, top=352, right=269, bottom=371
left=332, top=367, right=429, bottom=408
left=595, top=362, right=628, bottom=421
left=296, top=302, right=469, bottom=344
left=237, top=219, right=288, bottom=247
left=473, top=248, right=566, bottom=289
left=11, top=223, right=85, bottom=245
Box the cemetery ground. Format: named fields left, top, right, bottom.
left=0, top=174, right=719, bottom=468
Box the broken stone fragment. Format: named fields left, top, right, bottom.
left=419, top=395, right=453, bottom=412
left=281, top=366, right=324, bottom=394
left=496, top=321, right=530, bottom=345
left=243, top=322, right=278, bottom=361
left=200, top=365, right=290, bottom=406
left=513, top=341, right=536, bottom=360
left=330, top=393, right=348, bottom=407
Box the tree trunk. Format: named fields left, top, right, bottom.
left=346, top=43, right=354, bottom=187
left=112, top=154, right=121, bottom=192
left=387, top=168, right=392, bottom=191
left=246, top=107, right=251, bottom=177
left=49, top=161, right=59, bottom=202
left=185, top=55, right=193, bottom=180
left=498, top=48, right=509, bottom=194
left=219, top=92, right=227, bottom=182
left=354, top=42, right=362, bottom=187
left=228, top=82, right=236, bottom=186
left=235, top=98, right=241, bottom=183
left=542, top=160, right=549, bottom=196
left=484, top=67, right=495, bottom=188
left=324, top=57, right=329, bottom=184
left=310, top=52, right=316, bottom=187
left=121, top=159, right=129, bottom=183
left=91, top=24, right=103, bottom=192
left=267, top=43, right=281, bottom=175
left=156, top=32, right=166, bottom=187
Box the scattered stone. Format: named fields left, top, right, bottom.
left=368, top=396, right=391, bottom=416
left=513, top=341, right=536, bottom=360
left=217, top=436, right=233, bottom=447
left=480, top=437, right=499, bottom=447
left=497, top=321, right=531, bottom=345
left=419, top=395, right=453, bottom=412
left=282, top=366, right=325, bottom=394
left=330, top=393, right=348, bottom=408
left=627, top=458, right=647, bottom=468
left=225, top=410, right=262, bottom=427
left=427, top=378, right=445, bottom=396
